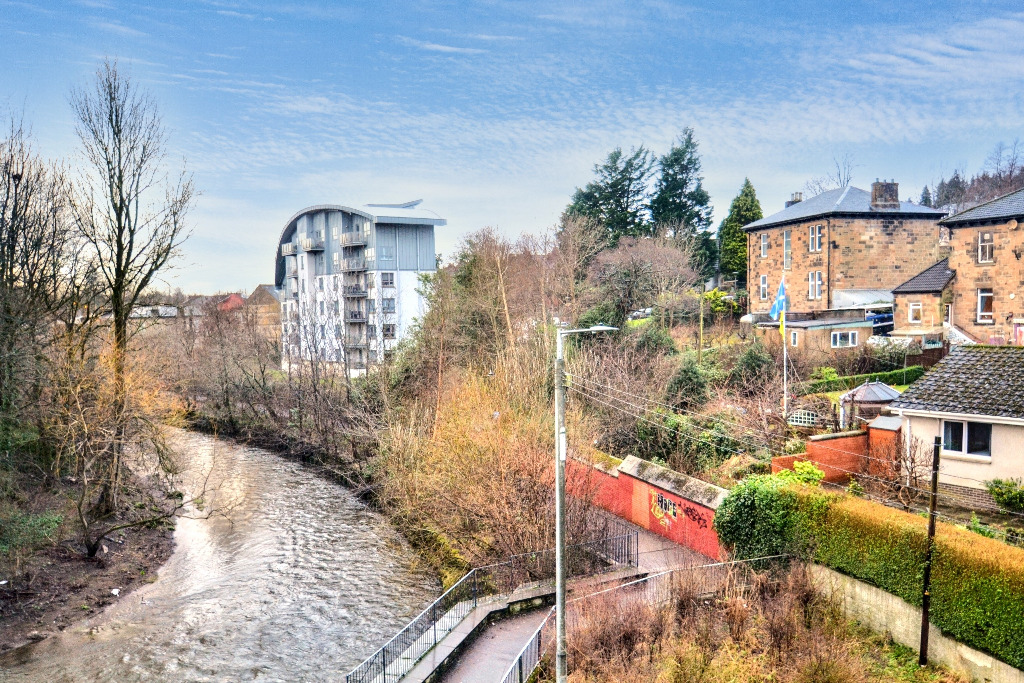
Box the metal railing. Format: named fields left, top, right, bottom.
left=300, top=236, right=325, bottom=251
left=341, top=231, right=369, bottom=246
left=344, top=527, right=638, bottom=683
left=501, top=608, right=553, bottom=683
left=344, top=285, right=368, bottom=297
left=343, top=258, right=367, bottom=271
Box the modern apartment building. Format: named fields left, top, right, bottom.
left=274, top=200, right=445, bottom=369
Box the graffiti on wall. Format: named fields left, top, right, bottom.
left=682, top=505, right=709, bottom=529
left=650, top=491, right=677, bottom=527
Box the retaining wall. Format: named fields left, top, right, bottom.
left=569, top=455, right=725, bottom=560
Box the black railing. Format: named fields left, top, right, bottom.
left=500, top=607, right=552, bottom=683
left=344, top=527, right=638, bottom=683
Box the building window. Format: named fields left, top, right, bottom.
left=760, top=233, right=768, bottom=257
left=381, top=272, right=395, bottom=287
left=977, top=288, right=994, bottom=323
left=807, top=271, right=822, bottom=300
left=759, top=275, right=768, bottom=300
left=333, top=300, right=340, bottom=314
left=908, top=302, right=922, bottom=323
left=383, top=324, right=396, bottom=339
left=978, top=231, right=994, bottom=263
left=382, top=297, right=396, bottom=314
left=790, top=331, right=798, bottom=347
left=830, top=331, right=858, bottom=348
left=943, top=303, right=951, bottom=323
left=783, top=230, right=791, bottom=269
left=943, top=420, right=992, bottom=458
left=367, top=299, right=376, bottom=313
left=809, top=225, right=823, bottom=252
left=367, top=325, right=376, bottom=339
left=319, top=300, right=324, bottom=315
left=332, top=252, right=339, bottom=265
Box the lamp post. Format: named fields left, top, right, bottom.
left=554, top=323, right=617, bottom=682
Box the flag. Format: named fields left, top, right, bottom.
left=768, top=277, right=787, bottom=338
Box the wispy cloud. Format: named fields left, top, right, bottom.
left=91, top=20, right=147, bottom=37
left=395, top=36, right=487, bottom=55
left=216, top=9, right=258, bottom=20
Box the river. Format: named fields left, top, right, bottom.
left=0, top=431, right=439, bottom=682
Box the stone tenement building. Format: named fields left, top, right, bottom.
left=940, top=187, right=1024, bottom=345
left=744, top=181, right=947, bottom=317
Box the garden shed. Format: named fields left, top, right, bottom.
left=839, top=381, right=902, bottom=428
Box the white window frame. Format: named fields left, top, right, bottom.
left=759, top=275, right=768, bottom=300
left=977, top=288, right=994, bottom=323
left=830, top=331, right=858, bottom=348
left=942, top=420, right=992, bottom=460
left=978, top=231, right=994, bottom=263
left=808, top=224, right=823, bottom=252
left=808, top=271, right=822, bottom=300
left=381, top=272, right=396, bottom=288
left=908, top=302, right=922, bottom=324
left=790, top=330, right=798, bottom=347
left=783, top=230, right=791, bottom=269
left=760, top=233, right=768, bottom=258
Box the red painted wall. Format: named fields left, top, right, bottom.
left=569, top=459, right=722, bottom=560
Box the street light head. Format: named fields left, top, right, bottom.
left=587, top=324, right=618, bottom=333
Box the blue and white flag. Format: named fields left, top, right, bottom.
left=769, top=277, right=788, bottom=337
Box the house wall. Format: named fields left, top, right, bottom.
left=904, top=414, right=1024, bottom=491
left=947, top=221, right=1024, bottom=343
left=892, top=291, right=945, bottom=329
left=747, top=216, right=942, bottom=315
left=756, top=322, right=871, bottom=366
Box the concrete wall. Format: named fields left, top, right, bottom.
left=811, top=565, right=1024, bottom=683
left=569, top=456, right=724, bottom=560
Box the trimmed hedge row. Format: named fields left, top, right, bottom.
left=715, top=477, right=1024, bottom=669
left=797, top=365, right=926, bottom=395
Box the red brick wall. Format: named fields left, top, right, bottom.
left=568, top=459, right=722, bottom=560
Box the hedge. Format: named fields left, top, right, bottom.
left=796, top=365, right=926, bottom=395
left=715, top=478, right=1024, bottom=668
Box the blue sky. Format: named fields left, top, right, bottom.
left=3, top=1, right=1024, bottom=293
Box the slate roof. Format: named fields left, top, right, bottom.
left=744, top=186, right=946, bottom=231
left=891, top=259, right=955, bottom=295
left=840, top=381, right=903, bottom=404
left=890, top=346, right=1024, bottom=420
left=941, top=187, right=1024, bottom=225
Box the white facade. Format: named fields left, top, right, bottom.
left=275, top=201, right=444, bottom=370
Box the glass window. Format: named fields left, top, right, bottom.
left=760, top=275, right=768, bottom=300
left=760, top=234, right=768, bottom=257
left=382, top=298, right=396, bottom=313
left=783, top=230, right=791, bottom=269
left=977, top=288, right=994, bottom=322
left=367, top=299, right=376, bottom=313
left=815, top=271, right=823, bottom=299
left=808, top=224, right=823, bottom=252
left=967, top=422, right=992, bottom=456
left=790, top=331, right=798, bottom=347
left=943, top=420, right=964, bottom=452
left=383, top=324, right=396, bottom=339
left=830, top=331, right=859, bottom=348
left=367, top=325, right=376, bottom=339
left=808, top=271, right=822, bottom=299
left=381, top=272, right=395, bottom=287
left=380, top=246, right=395, bottom=260
left=908, top=302, right=922, bottom=323
left=978, top=231, right=994, bottom=263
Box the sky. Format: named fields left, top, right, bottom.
left=3, top=1, right=1024, bottom=294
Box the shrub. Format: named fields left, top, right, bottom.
left=798, top=366, right=925, bottom=394
left=777, top=461, right=825, bottom=486
left=635, top=323, right=676, bottom=356
left=987, top=478, right=1024, bottom=513
left=665, top=358, right=708, bottom=411
left=729, top=343, right=774, bottom=394
left=811, top=367, right=840, bottom=382
left=577, top=301, right=625, bottom=330
left=713, top=476, right=814, bottom=560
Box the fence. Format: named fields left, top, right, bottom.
left=344, top=523, right=638, bottom=683
left=498, top=556, right=788, bottom=683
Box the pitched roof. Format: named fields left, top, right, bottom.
left=891, top=259, right=955, bottom=294
left=744, top=186, right=946, bottom=231
left=841, top=381, right=903, bottom=404
left=890, top=346, right=1024, bottom=420
left=940, top=187, right=1024, bottom=225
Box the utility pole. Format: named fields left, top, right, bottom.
left=554, top=324, right=616, bottom=683
left=697, top=282, right=705, bottom=364
left=919, top=435, right=941, bottom=666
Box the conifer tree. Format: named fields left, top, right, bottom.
left=717, top=179, right=762, bottom=288
left=919, top=185, right=933, bottom=207
left=566, top=146, right=653, bottom=245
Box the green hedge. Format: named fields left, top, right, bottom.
left=797, top=365, right=926, bottom=395
left=715, top=478, right=1024, bottom=668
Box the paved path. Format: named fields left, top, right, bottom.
left=438, top=609, right=550, bottom=683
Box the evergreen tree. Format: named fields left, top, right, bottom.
left=717, top=179, right=762, bottom=288
left=567, top=146, right=653, bottom=245
left=919, top=185, right=933, bottom=207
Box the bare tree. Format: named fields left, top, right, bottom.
left=804, top=153, right=855, bottom=197
left=70, top=60, right=194, bottom=509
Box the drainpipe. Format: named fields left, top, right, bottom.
left=826, top=218, right=832, bottom=309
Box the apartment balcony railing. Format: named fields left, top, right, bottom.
left=342, top=258, right=367, bottom=272
left=300, top=236, right=325, bottom=252
left=343, top=285, right=368, bottom=298
left=340, top=231, right=369, bottom=246
left=280, top=242, right=297, bottom=256
left=345, top=310, right=367, bottom=323
left=345, top=336, right=368, bottom=349
left=286, top=265, right=298, bottom=278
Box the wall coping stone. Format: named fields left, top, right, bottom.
left=809, top=430, right=867, bottom=442
left=617, top=456, right=728, bottom=509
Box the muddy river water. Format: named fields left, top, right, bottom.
left=0, top=431, right=438, bottom=682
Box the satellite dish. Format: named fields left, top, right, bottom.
left=1009, top=219, right=1019, bottom=230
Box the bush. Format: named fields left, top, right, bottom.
left=576, top=301, right=625, bottom=330
left=665, top=358, right=708, bottom=411
left=987, top=478, right=1024, bottom=513
left=777, top=461, right=825, bottom=486
left=729, top=343, right=774, bottom=394
left=798, top=366, right=926, bottom=394
left=634, top=323, right=676, bottom=356
left=810, top=367, right=840, bottom=382
left=715, top=482, right=1024, bottom=668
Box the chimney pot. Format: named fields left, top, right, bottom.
left=871, top=179, right=900, bottom=210
left=785, top=191, right=804, bottom=208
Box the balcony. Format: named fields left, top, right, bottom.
left=300, top=236, right=325, bottom=252
left=343, top=285, right=368, bottom=298
left=340, top=231, right=369, bottom=247
left=280, top=243, right=297, bottom=256
left=287, top=265, right=298, bottom=278
left=343, top=258, right=367, bottom=272
left=345, top=310, right=367, bottom=323
left=345, top=336, right=368, bottom=349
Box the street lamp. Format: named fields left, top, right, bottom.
left=554, top=323, right=617, bottom=682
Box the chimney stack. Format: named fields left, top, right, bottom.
left=785, top=191, right=804, bottom=208
left=871, top=179, right=900, bottom=210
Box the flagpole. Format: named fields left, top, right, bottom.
left=782, top=306, right=788, bottom=419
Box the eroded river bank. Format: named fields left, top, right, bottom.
left=0, top=430, right=438, bottom=682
